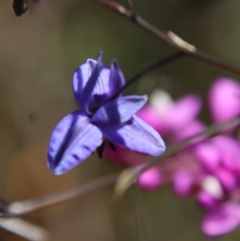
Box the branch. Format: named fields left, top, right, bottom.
left=91, top=0, right=240, bottom=76
left=1, top=173, right=119, bottom=217
left=0, top=198, right=50, bottom=240
left=109, top=52, right=184, bottom=102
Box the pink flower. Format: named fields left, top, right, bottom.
left=202, top=202, right=240, bottom=236
left=208, top=77, right=240, bottom=124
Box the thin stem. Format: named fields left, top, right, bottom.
left=0, top=197, right=50, bottom=240
left=109, top=52, right=184, bottom=102
left=0, top=218, right=50, bottom=241
left=2, top=172, right=119, bottom=217
left=115, top=115, right=240, bottom=196
left=91, top=0, right=240, bottom=76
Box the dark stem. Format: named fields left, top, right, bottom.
left=109, top=51, right=184, bottom=102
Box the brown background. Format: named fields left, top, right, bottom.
left=0, top=0, right=240, bottom=240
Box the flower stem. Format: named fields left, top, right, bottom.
left=109, top=52, right=184, bottom=102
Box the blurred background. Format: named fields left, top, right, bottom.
left=0, top=0, right=240, bottom=240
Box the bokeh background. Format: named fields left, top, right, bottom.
left=0, top=0, right=240, bottom=240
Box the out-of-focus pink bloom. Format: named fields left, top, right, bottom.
left=138, top=167, right=163, bottom=191
left=104, top=144, right=149, bottom=166
left=172, top=169, right=195, bottom=197
left=138, top=90, right=202, bottom=134
left=208, top=77, right=240, bottom=124
left=202, top=202, right=240, bottom=236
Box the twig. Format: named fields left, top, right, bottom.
left=2, top=173, right=119, bottom=217
left=0, top=198, right=50, bottom=240
left=91, top=0, right=240, bottom=75
left=0, top=218, right=50, bottom=241
left=115, top=115, right=240, bottom=196
left=109, top=52, right=184, bottom=102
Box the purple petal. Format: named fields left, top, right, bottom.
left=202, top=202, right=240, bottom=236
left=48, top=110, right=103, bottom=175
left=208, top=78, right=240, bottom=123
left=108, top=60, right=125, bottom=97
left=72, top=55, right=126, bottom=112
left=99, top=115, right=166, bottom=156
left=91, top=95, right=147, bottom=125
left=72, top=53, right=105, bottom=111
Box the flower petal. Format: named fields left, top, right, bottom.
left=108, top=60, right=125, bottom=97
left=165, top=94, right=201, bottom=130
left=72, top=56, right=126, bottom=112
left=139, top=167, right=163, bottom=191
left=202, top=202, right=240, bottom=236
left=48, top=110, right=103, bottom=175
left=197, top=190, right=219, bottom=210
left=72, top=53, right=105, bottom=112
left=208, top=78, right=240, bottom=123
left=91, top=95, right=147, bottom=125
left=172, top=170, right=195, bottom=197
left=193, top=143, right=221, bottom=172
left=99, top=115, right=166, bottom=156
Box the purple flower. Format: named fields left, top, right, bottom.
left=47, top=53, right=166, bottom=175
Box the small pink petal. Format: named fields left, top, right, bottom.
left=139, top=167, right=163, bottom=191
left=104, top=144, right=127, bottom=166
left=104, top=143, right=148, bottom=166
left=216, top=168, right=236, bottom=191
left=172, top=170, right=195, bottom=197
left=211, top=135, right=240, bottom=155
left=173, top=120, right=205, bottom=143
left=197, top=190, right=219, bottom=210
left=166, top=94, right=201, bottom=131
left=202, top=202, right=240, bottom=236
left=209, top=77, right=240, bottom=123
left=137, top=106, right=166, bottom=133
left=193, top=143, right=221, bottom=172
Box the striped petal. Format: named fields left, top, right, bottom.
left=48, top=110, right=103, bottom=175
left=99, top=115, right=165, bottom=156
